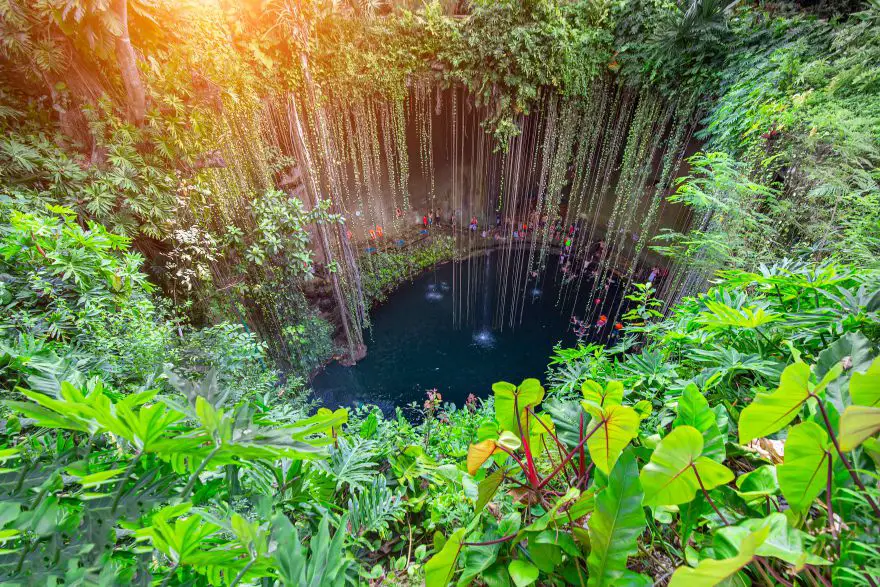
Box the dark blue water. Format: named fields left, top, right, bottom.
left=311, top=252, right=623, bottom=413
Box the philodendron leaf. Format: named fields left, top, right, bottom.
left=668, top=525, right=770, bottom=587
left=734, top=465, right=778, bottom=502
left=640, top=426, right=734, bottom=508
left=674, top=384, right=725, bottom=462
left=493, top=379, right=544, bottom=435
left=508, top=559, right=539, bottom=587
left=425, top=528, right=465, bottom=587
left=582, top=380, right=624, bottom=407
left=587, top=449, right=646, bottom=587
left=475, top=468, right=505, bottom=515
left=816, top=333, right=874, bottom=411
left=497, top=431, right=522, bottom=451
left=850, top=356, right=880, bottom=407
left=457, top=514, right=520, bottom=586
left=715, top=513, right=830, bottom=571
left=583, top=403, right=640, bottom=475
left=777, top=421, right=834, bottom=514
left=839, top=405, right=880, bottom=451
left=739, top=361, right=812, bottom=443
left=467, top=439, right=499, bottom=475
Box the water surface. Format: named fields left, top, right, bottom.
left=311, top=252, right=623, bottom=413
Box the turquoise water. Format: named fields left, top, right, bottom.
left=311, top=252, right=624, bottom=413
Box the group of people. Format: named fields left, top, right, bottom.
left=422, top=208, right=447, bottom=228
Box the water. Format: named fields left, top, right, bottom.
left=310, top=252, right=624, bottom=413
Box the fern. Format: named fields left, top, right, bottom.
left=317, top=437, right=378, bottom=493
left=347, top=476, right=404, bottom=540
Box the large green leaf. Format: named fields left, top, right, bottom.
left=425, top=528, right=465, bottom=587
left=816, top=333, right=874, bottom=411
left=668, top=525, right=769, bottom=587
left=493, top=379, right=544, bottom=435
left=543, top=397, right=588, bottom=450
left=457, top=515, right=520, bottom=586
left=739, top=361, right=811, bottom=443
left=640, top=426, right=734, bottom=508
left=734, top=465, right=778, bottom=503
left=715, top=513, right=829, bottom=571
left=674, top=384, right=725, bottom=461
left=850, top=356, right=880, bottom=407
left=777, top=421, right=834, bottom=513
left=587, top=449, right=646, bottom=587
left=475, top=468, right=505, bottom=514
left=582, top=380, right=624, bottom=407
left=583, top=403, right=640, bottom=475
left=839, top=405, right=880, bottom=451
left=508, top=560, right=539, bottom=587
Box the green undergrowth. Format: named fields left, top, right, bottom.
left=2, top=202, right=878, bottom=585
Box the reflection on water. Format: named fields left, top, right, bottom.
left=472, top=328, right=496, bottom=348
left=310, top=252, right=624, bottom=413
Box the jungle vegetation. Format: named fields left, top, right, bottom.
left=1, top=0, right=879, bottom=585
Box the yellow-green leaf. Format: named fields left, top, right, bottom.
left=669, top=526, right=770, bottom=587
left=582, top=380, right=624, bottom=407
left=641, top=426, right=734, bottom=508
left=585, top=404, right=640, bottom=475
left=839, top=405, right=880, bottom=451
left=777, top=421, right=834, bottom=513
left=739, top=361, right=811, bottom=444
left=425, top=528, right=465, bottom=587
left=850, top=357, right=880, bottom=407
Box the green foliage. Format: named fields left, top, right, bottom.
left=2, top=0, right=880, bottom=584
left=586, top=449, right=646, bottom=586
left=0, top=205, right=151, bottom=341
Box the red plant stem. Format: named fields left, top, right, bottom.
left=692, top=464, right=729, bottom=525
left=757, top=557, right=793, bottom=587
left=497, top=445, right=529, bottom=474
left=813, top=395, right=880, bottom=518
left=526, top=407, right=568, bottom=456
left=578, top=412, right=586, bottom=482
left=536, top=418, right=604, bottom=490
left=825, top=452, right=836, bottom=539
left=514, top=395, right=539, bottom=486
left=527, top=407, right=575, bottom=480
left=806, top=564, right=831, bottom=587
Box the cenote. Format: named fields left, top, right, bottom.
left=311, top=249, right=626, bottom=413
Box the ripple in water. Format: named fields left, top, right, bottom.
left=425, top=283, right=444, bottom=302
left=472, top=329, right=496, bottom=348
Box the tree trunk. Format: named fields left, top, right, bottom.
left=114, top=0, right=146, bottom=125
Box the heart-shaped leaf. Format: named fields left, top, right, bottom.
left=674, top=384, right=725, bottom=461
left=425, top=528, right=465, bottom=587
left=584, top=403, right=640, bottom=475
left=739, top=361, right=811, bottom=443
left=641, top=426, right=734, bottom=507
left=777, top=421, right=834, bottom=513
left=850, top=357, right=880, bottom=407
left=668, top=525, right=770, bottom=587
left=582, top=380, right=624, bottom=407
left=839, top=405, right=880, bottom=451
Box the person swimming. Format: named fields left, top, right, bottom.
left=596, top=314, right=608, bottom=328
